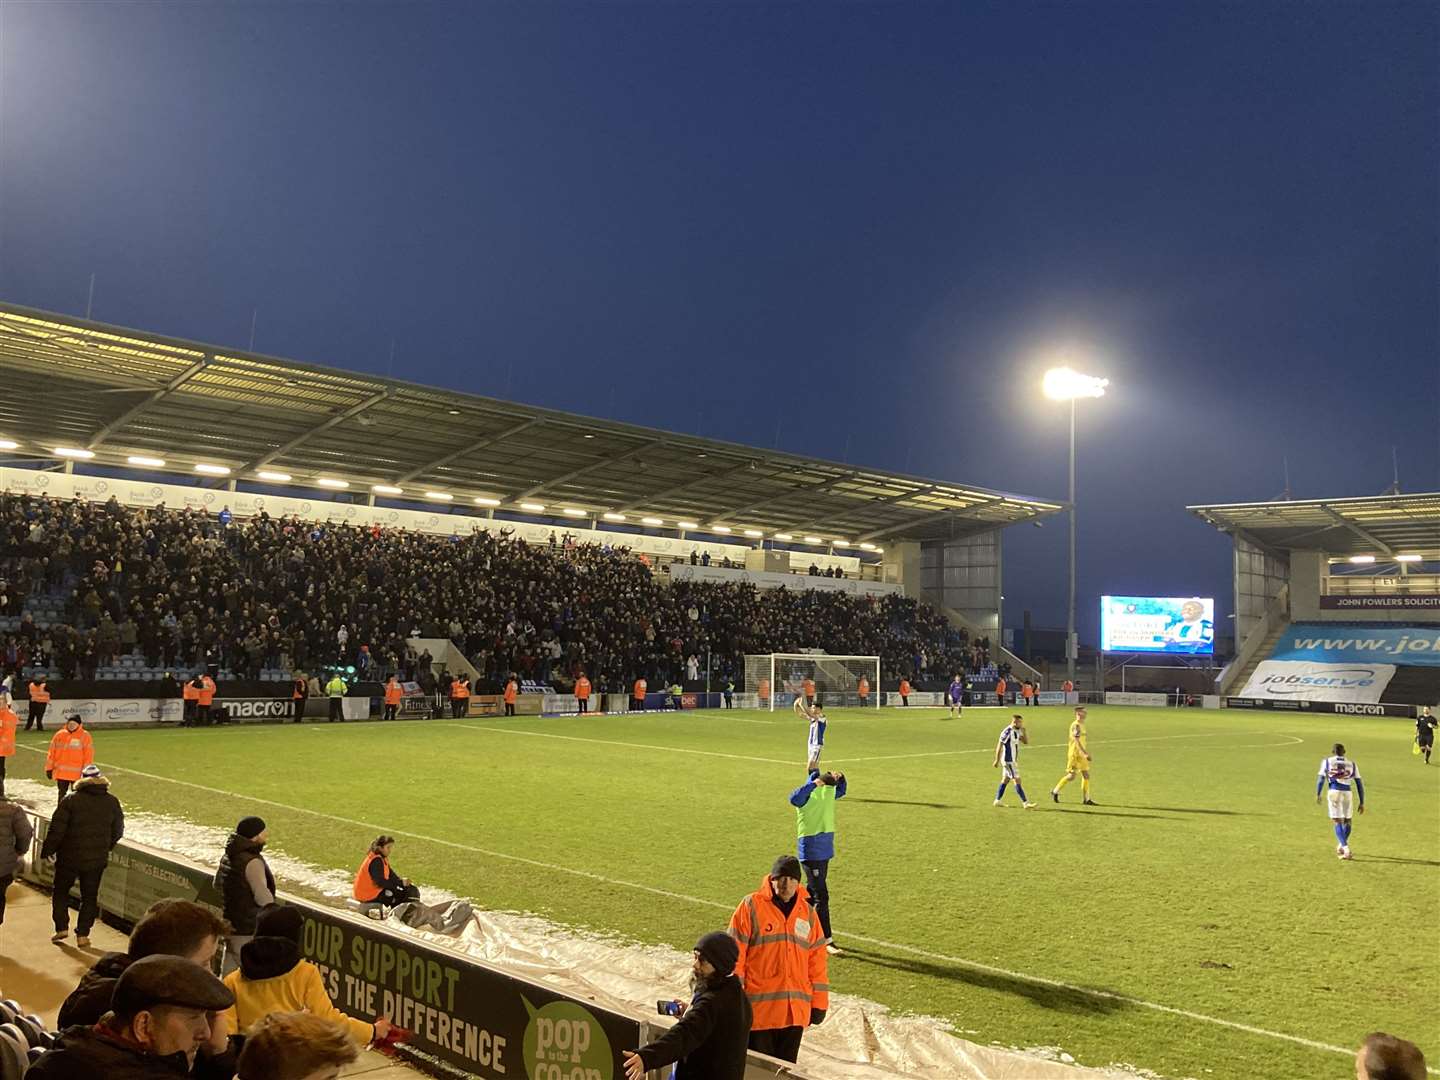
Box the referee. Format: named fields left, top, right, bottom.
left=1417, top=707, right=1436, bottom=765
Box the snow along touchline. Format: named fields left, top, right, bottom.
left=14, top=741, right=1397, bottom=1072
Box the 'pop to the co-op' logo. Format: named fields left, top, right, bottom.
left=522, top=998, right=612, bottom=1080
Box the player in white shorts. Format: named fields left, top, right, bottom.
left=802, top=702, right=828, bottom=771
left=1315, top=742, right=1365, bottom=860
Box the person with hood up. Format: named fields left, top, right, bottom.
left=214, top=816, right=275, bottom=968
left=726, top=855, right=829, bottom=1064
left=219, top=905, right=390, bottom=1047
left=46, top=713, right=94, bottom=801
left=622, top=931, right=752, bottom=1080
left=28, top=954, right=235, bottom=1080
left=43, top=762, right=124, bottom=946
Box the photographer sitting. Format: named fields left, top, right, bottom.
left=622, top=931, right=751, bottom=1080
left=352, top=835, right=420, bottom=909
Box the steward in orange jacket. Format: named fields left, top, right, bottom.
left=450, top=675, right=470, bottom=718
left=46, top=716, right=95, bottom=800
left=182, top=676, right=200, bottom=726
left=503, top=677, right=518, bottom=717
left=352, top=835, right=419, bottom=906
left=0, top=703, right=15, bottom=798
left=382, top=676, right=403, bottom=722
left=898, top=679, right=911, bottom=705
left=574, top=674, right=591, bottom=715
left=25, top=676, right=50, bottom=732
left=727, top=856, right=829, bottom=1063
left=632, top=678, right=647, bottom=712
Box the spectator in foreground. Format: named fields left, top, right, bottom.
left=236, top=1012, right=358, bottom=1080
left=59, top=898, right=230, bottom=1028
left=727, top=855, right=828, bottom=1063
left=215, top=816, right=275, bottom=968
left=219, top=905, right=389, bottom=1047
left=622, top=931, right=751, bottom=1080
left=29, top=954, right=235, bottom=1079
left=1356, top=1032, right=1427, bottom=1079
left=352, top=835, right=420, bottom=907
left=0, top=789, right=33, bottom=926
left=43, top=763, right=124, bottom=947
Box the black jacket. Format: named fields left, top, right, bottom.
left=214, top=833, right=273, bottom=934
left=40, top=778, right=124, bottom=870
left=57, top=951, right=132, bottom=1029
left=27, top=1024, right=192, bottom=1079
left=0, top=799, right=33, bottom=878
left=638, top=975, right=752, bottom=1080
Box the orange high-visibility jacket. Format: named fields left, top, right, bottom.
left=451, top=679, right=470, bottom=700
left=857, top=678, right=869, bottom=698
left=758, top=679, right=770, bottom=701
left=183, top=681, right=200, bottom=702
left=46, top=727, right=94, bottom=782
left=198, top=676, right=216, bottom=706
left=27, top=681, right=50, bottom=704
left=503, top=681, right=518, bottom=704
left=575, top=677, right=591, bottom=700
left=352, top=851, right=392, bottom=902
left=633, top=679, right=647, bottom=698
left=899, top=680, right=911, bottom=696
left=0, top=706, right=16, bottom=756
left=728, top=875, right=830, bottom=1031
left=995, top=679, right=1007, bottom=696
left=384, top=681, right=403, bottom=705
left=1022, top=683, right=1034, bottom=699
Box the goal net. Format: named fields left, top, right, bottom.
left=744, top=653, right=880, bottom=710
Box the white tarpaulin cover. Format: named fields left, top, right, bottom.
left=1239, top=659, right=1396, bottom=703
left=8, top=778, right=1151, bottom=1079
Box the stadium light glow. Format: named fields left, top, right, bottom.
left=521, top=502, right=546, bottom=512
left=859, top=542, right=877, bottom=551
left=1348, top=555, right=1376, bottom=564
left=563, top=508, right=587, bottom=517
left=473, top=496, right=501, bottom=506
left=833, top=540, right=851, bottom=547
left=0, top=440, right=17, bottom=450
left=744, top=529, right=763, bottom=538
left=256, top=471, right=292, bottom=482
left=774, top=533, right=793, bottom=541
left=372, top=484, right=403, bottom=495
left=677, top=520, right=698, bottom=529
left=54, top=447, right=95, bottom=459
left=1395, top=554, right=1423, bottom=562
left=804, top=536, right=823, bottom=544
left=712, top=525, right=732, bottom=533
left=315, top=477, right=348, bottom=488
left=425, top=491, right=453, bottom=501
left=603, top=512, right=627, bottom=522
left=1042, top=367, right=1109, bottom=401
left=126, top=455, right=166, bottom=467
left=194, top=463, right=231, bottom=475
left=641, top=517, right=664, bottom=526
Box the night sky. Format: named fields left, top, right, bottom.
left=1, top=1, right=1435, bottom=646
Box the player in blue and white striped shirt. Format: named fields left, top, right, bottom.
left=1315, top=742, right=1365, bottom=860
left=992, top=715, right=1035, bottom=808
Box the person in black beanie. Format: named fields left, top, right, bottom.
left=622, top=931, right=752, bottom=1080
left=213, top=815, right=275, bottom=972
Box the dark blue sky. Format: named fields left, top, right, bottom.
left=2, top=1, right=1436, bottom=643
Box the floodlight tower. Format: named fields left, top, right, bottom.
left=1042, top=367, right=1109, bottom=685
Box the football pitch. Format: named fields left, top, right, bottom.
left=14, top=705, right=1439, bottom=1079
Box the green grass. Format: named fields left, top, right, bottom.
left=15, top=705, right=1440, bottom=1078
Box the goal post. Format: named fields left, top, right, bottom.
left=744, top=653, right=880, bottom=710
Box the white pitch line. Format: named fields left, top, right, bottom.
left=833, top=729, right=1304, bottom=763
left=434, top=721, right=798, bottom=766
left=10, top=736, right=1402, bottom=1071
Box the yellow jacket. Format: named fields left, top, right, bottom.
left=220, top=947, right=374, bottom=1046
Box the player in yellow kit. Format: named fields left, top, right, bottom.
left=1051, top=706, right=1097, bottom=805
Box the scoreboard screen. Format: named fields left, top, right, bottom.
left=1100, top=596, right=1215, bottom=655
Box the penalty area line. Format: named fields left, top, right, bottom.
left=11, top=744, right=1388, bottom=1069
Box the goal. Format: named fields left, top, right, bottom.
left=744, top=653, right=880, bottom=710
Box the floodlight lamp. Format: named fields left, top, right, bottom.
left=1348, top=555, right=1376, bottom=564
left=1042, top=367, right=1108, bottom=401
left=1395, top=554, right=1423, bottom=563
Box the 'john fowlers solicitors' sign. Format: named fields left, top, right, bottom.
left=299, top=903, right=637, bottom=1078
left=1320, top=595, right=1440, bottom=610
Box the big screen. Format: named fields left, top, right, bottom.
left=1100, top=596, right=1215, bottom=654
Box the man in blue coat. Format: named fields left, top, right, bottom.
left=789, top=769, right=847, bottom=955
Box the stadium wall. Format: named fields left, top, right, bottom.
left=1288, top=551, right=1440, bottom=624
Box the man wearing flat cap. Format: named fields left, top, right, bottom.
left=30, top=953, right=235, bottom=1078
left=622, top=931, right=752, bottom=1080
left=724, top=855, right=830, bottom=1064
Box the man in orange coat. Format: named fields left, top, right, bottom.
left=46, top=715, right=95, bottom=801
left=574, top=672, right=592, bottom=715
left=898, top=678, right=911, bottom=706
left=198, top=672, right=217, bottom=726
left=728, top=855, right=829, bottom=1063
left=182, top=674, right=200, bottom=726
left=632, top=677, right=647, bottom=713
left=382, top=676, right=403, bottom=722
left=995, top=676, right=1007, bottom=707
left=0, top=700, right=16, bottom=798
left=503, top=675, right=518, bottom=717
left=25, top=674, right=50, bottom=731
left=450, top=674, right=470, bottom=718
left=857, top=676, right=869, bottom=707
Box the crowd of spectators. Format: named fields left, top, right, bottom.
left=0, top=493, right=993, bottom=691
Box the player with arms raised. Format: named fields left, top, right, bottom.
left=1050, top=707, right=1096, bottom=805
left=796, top=698, right=828, bottom=771
left=1316, top=742, right=1365, bottom=860
left=992, top=715, right=1035, bottom=808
